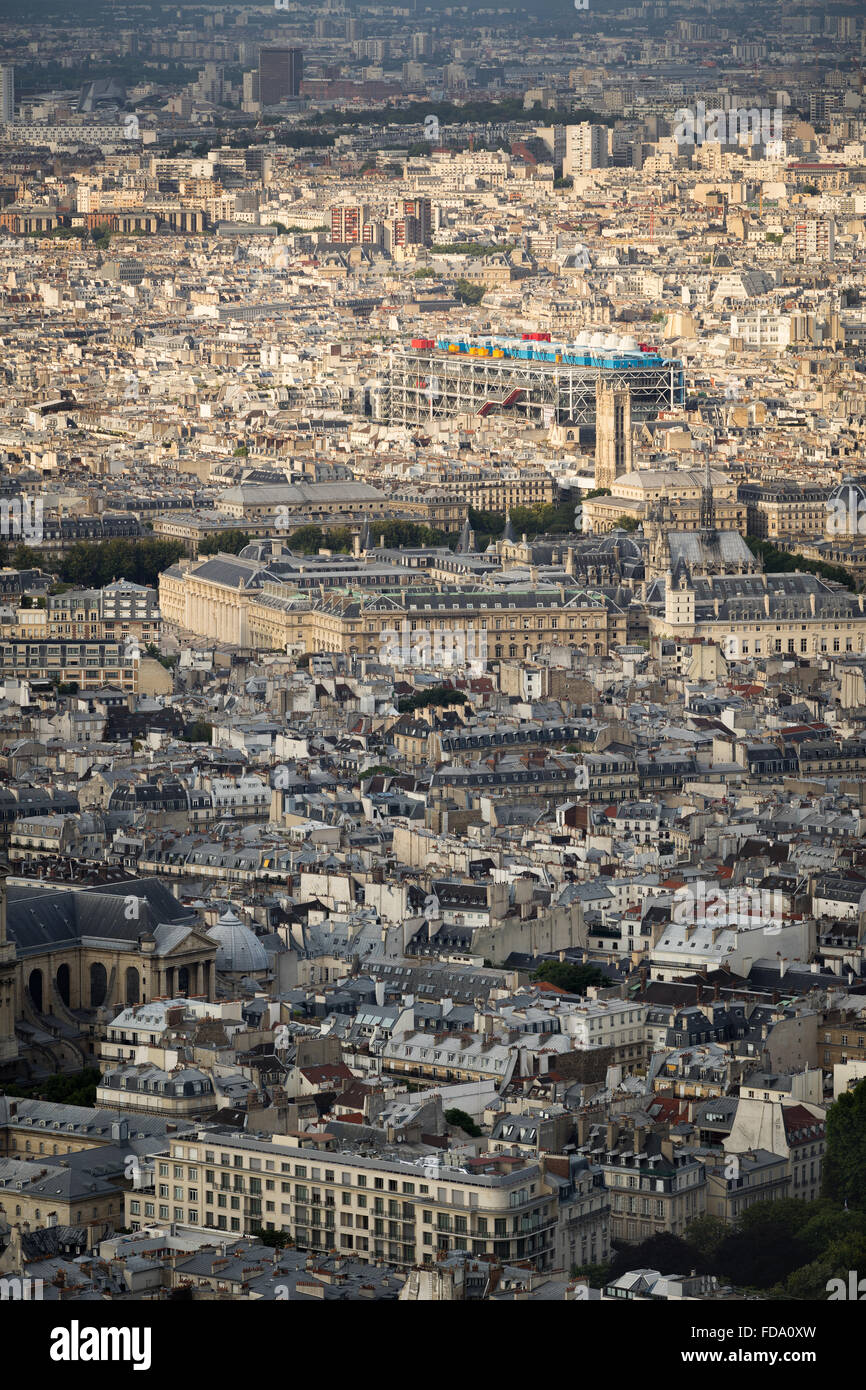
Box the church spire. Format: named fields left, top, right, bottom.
left=457, top=513, right=475, bottom=553
left=699, top=453, right=716, bottom=534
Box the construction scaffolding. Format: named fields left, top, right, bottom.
left=376, top=344, right=685, bottom=428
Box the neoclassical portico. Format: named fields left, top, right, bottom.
left=0, top=877, right=218, bottom=1079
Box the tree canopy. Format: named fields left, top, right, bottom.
left=530, top=961, right=611, bottom=994
left=823, top=1076, right=866, bottom=1208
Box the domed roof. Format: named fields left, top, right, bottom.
left=595, top=530, right=643, bottom=561
left=827, top=479, right=866, bottom=534
left=209, top=906, right=269, bottom=975
left=829, top=478, right=866, bottom=506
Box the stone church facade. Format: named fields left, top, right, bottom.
left=0, top=875, right=217, bottom=1082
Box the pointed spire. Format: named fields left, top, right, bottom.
left=502, top=508, right=515, bottom=544
left=699, top=454, right=717, bottom=534
left=457, top=513, right=475, bottom=553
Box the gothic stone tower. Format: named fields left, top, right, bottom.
left=595, top=379, right=632, bottom=491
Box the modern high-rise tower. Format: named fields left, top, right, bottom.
left=0, top=66, right=15, bottom=124
left=258, top=47, right=303, bottom=105
left=594, top=380, right=632, bottom=490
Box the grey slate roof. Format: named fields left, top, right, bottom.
left=6, top=878, right=197, bottom=957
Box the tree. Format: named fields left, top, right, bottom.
left=432, top=242, right=515, bottom=258
left=746, top=535, right=855, bottom=592
left=11, top=542, right=39, bottom=570
left=287, top=524, right=325, bottom=554
left=683, top=1214, right=727, bottom=1262
left=38, top=538, right=186, bottom=588
left=146, top=643, right=176, bottom=670
left=570, top=1261, right=611, bottom=1287
left=608, top=1233, right=697, bottom=1279
left=454, top=279, right=485, bottom=305
left=198, top=529, right=250, bottom=556
left=696, top=1199, right=817, bottom=1290
left=397, top=687, right=468, bottom=713
left=376, top=520, right=450, bottom=549
left=2, top=1066, right=100, bottom=1107
left=252, top=1226, right=290, bottom=1248
left=304, top=99, right=612, bottom=133
left=798, top=1198, right=866, bottom=1255
left=182, top=720, right=213, bottom=744
left=445, top=1108, right=482, bottom=1137
left=531, top=961, right=611, bottom=994
left=320, top=526, right=354, bottom=554
left=466, top=501, right=583, bottom=546
left=824, top=1078, right=866, bottom=1207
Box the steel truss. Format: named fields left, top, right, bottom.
left=379, top=347, right=684, bottom=427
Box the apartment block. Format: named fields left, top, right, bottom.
left=126, top=1129, right=561, bottom=1271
